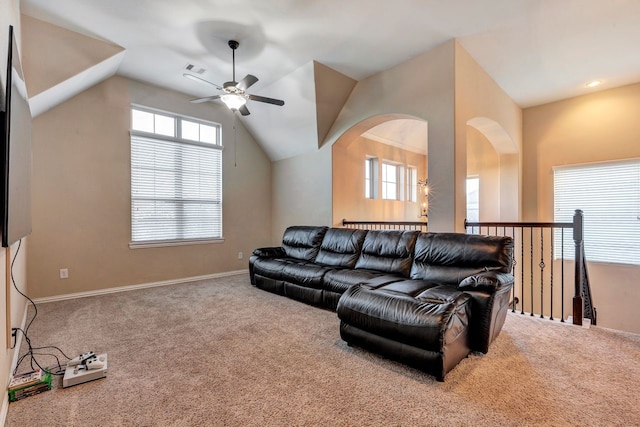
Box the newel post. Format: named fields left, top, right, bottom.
left=572, top=209, right=584, bottom=326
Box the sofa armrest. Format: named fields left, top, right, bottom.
left=458, top=270, right=514, bottom=292
left=252, top=246, right=286, bottom=258
left=460, top=271, right=514, bottom=353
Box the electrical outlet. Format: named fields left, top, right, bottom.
left=60, top=268, right=69, bottom=279
left=238, top=252, right=243, bottom=260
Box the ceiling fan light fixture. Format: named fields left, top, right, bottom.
left=186, top=39, right=284, bottom=112
left=220, top=93, right=247, bottom=110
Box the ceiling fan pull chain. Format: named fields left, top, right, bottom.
left=233, top=112, right=237, bottom=167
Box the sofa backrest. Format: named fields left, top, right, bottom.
left=354, top=230, right=420, bottom=277
left=410, top=233, right=514, bottom=284
left=315, top=228, right=368, bottom=268
left=282, top=226, right=329, bottom=261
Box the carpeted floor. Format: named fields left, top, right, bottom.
left=6, top=273, right=640, bottom=426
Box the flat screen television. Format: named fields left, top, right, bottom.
left=0, top=25, right=32, bottom=247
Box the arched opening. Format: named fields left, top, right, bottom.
left=332, top=114, right=428, bottom=226
left=466, top=117, right=520, bottom=222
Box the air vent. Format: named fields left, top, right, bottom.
left=184, top=63, right=206, bottom=74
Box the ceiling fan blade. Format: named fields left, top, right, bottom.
left=183, top=73, right=223, bottom=91
left=248, top=94, right=285, bottom=106
left=237, top=74, right=259, bottom=91
left=239, top=105, right=251, bottom=116
left=190, top=95, right=222, bottom=103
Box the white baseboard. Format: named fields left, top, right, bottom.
left=32, top=270, right=249, bottom=304
left=0, top=393, right=7, bottom=427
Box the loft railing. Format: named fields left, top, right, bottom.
left=465, top=209, right=596, bottom=326
left=342, top=220, right=428, bottom=232
left=342, top=211, right=596, bottom=326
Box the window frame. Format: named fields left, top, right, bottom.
left=381, top=161, right=402, bottom=201
left=129, top=105, right=224, bottom=248
left=365, top=156, right=378, bottom=199
left=407, top=166, right=418, bottom=202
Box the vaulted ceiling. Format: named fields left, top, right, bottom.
left=20, top=0, right=640, bottom=160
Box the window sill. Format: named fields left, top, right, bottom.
left=129, top=238, right=225, bottom=249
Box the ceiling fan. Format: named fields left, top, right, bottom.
left=186, top=40, right=285, bottom=116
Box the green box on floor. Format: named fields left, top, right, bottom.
left=8, top=371, right=52, bottom=402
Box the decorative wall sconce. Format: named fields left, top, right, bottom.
left=418, top=178, right=429, bottom=218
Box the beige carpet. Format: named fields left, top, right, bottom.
left=6, top=274, right=640, bottom=426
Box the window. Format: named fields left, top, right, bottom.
left=407, top=166, right=418, bottom=202
left=364, top=157, right=375, bottom=199
left=554, top=159, right=640, bottom=265
left=382, top=162, right=401, bottom=200
left=130, top=106, right=223, bottom=246
left=466, top=176, right=479, bottom=222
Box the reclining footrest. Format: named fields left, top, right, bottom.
left=337, top=282, right=472, bottom=380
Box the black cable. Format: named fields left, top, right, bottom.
left=28, top=352, right=66, bottom=376
left=29, top=345, right=73, bottom=361
left=10, top=239, right=38, bottom=337
left=10, top=239, right=72, bottom=377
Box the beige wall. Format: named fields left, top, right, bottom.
left=272, top=144, right=332, bottom=242
left=523, top=82, right=640, bottom=221
left=466, top=127, right=500, bottom=221
left=523, top=82, right=640, bottom=334
left=273, top=40, right=456, bottom=239
left=312, top=40, right=521, bottom=235
left=333, top=136, right=427, bottom=224
left=27, top=76, right=272, bottom=298
left=322, top=41, right=455, bottom=232
left=454, top=41, right=523, bottom=226
left=1, top=2, right=30, bottom=422
left=21, top=14, right=124, bottom=98
left=314, top=62, right=357, bottom=146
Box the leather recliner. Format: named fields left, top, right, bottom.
left=249, top=225, right=514, bottom=379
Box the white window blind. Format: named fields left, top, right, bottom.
left=554, top=159, right=640, bottom=265
left=130, top=107, right=222, bottom=245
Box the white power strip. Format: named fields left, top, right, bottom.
left=62, top=353, right=108, bottom=388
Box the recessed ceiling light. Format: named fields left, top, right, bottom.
left=585, top=80, right=602, bottom=88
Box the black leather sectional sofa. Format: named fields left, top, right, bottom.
left=249, top=226, right=514, bottom=380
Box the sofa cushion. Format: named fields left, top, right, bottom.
left=315, top=228, right=368, bottom=268
left=251, top=257, right=297, bottom=279
left=354, top=230, right=420, bottom=277
left=323, top=268, right=403, bottom=294
left=364, top=279, right=441, bottom=295
left=282, top=262, right=332, bottom=290
left=410, top=233, right=514, bottom=284
left=282, top=226, right=328, bottom=261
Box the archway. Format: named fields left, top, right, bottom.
left=466, top=117, right=520, bottom=222
left=332, top=114, right=428, bottom=226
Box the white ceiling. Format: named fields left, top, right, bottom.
left=363, top=120, right=428, bottom=155
left=20, top=0, right=640, bottom=156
